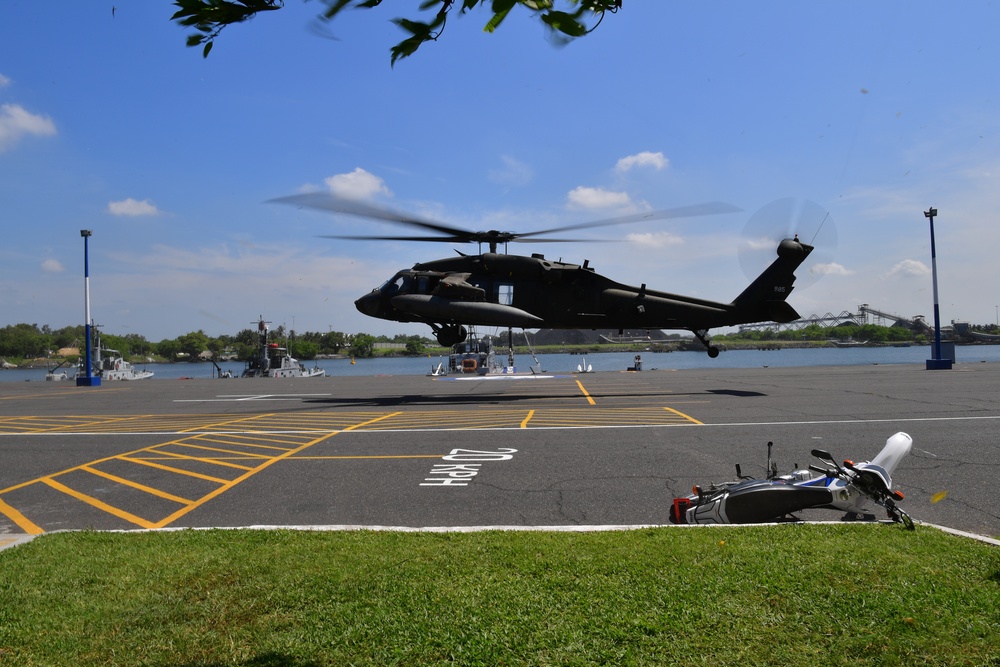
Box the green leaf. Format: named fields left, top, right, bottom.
left=484, top=0, right=515, bottom=32
left=540, top=10, right=588, bottom=37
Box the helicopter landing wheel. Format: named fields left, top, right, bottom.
left=693, top=329, right=720, bottom=358
left=435, top=325, right=468, bottom=347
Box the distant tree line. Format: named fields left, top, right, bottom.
left=0, top=323, right=433, bottom=363
left=4, top=321, right=999, bottom=364
left=715, top=322, right=1000, bottom=344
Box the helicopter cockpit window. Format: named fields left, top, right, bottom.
left=496, top=283, right=514, bottom=306
left=415, top=275, right=434, bottom=295
left=380, top=273, right=412, bottom=296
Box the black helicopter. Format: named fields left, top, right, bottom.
left=272, top=193, right=816, bottom=356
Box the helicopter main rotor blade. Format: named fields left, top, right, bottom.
left=515, top=202, right=743, bottom=239
left=318, top=234, right=468, bottom=243
left=272, top=192, right=740, bottom=245
left=270, top=193, right=468, bottom=238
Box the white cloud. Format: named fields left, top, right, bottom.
left=811, top=262, right=853, bottom=276
left=884, top=259, right=930, bottom=279
left=108, top=198, right=160, bottom=216
left=0, top=103, right=57, bottom=153
left=625, top=231, right=683, bottom=249
left=324, top=167, right=391, bottom=200
left=488, top=155, right=533, bottom=187
left=615, top=151, right=668, bottom=173
left=0, top=73, right=10, bottom=87
left=41, top=258, right=65, bottom=273
left=566, top=186, right=632, bottom=210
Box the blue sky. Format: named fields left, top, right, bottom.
left=2, top=2, right=998, bottom=341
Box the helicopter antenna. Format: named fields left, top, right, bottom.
left=808, top=211, right=831, bottom=246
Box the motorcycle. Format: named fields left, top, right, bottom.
left=669, top=432, right=915, bottom=529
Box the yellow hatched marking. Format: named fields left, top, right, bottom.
left=663, top=406, right=703, bottom=425
left=171, top=440, right=278, bottom=460
left=41, top=478, right=157, bottom=529
left=119, top=455, right=231, bottom=484
left=3, top=411, right=404, bottom=532
left=177, top=413, right=277, bottom=433
left=80, top=465, right=193, bottom=505
left=206, top=434, right=311, bottom=449
left=0, top=496, right=43, bottom=535
left=520, top=410, right=535, bottom=429
left=151, top=445, right=256, bottom=471
left=151, top=411, right=401, bottom=528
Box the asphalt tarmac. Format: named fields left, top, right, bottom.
left=1, top=362, right=998, bottom=542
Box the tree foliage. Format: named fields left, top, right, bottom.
left=171, top=0, right=623, bottom=64
left=348, top=333, right=376, bottom=358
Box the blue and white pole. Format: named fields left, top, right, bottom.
left=924, top=208, right=952, bottom=370
left=77, top=229, right=101, bottom=386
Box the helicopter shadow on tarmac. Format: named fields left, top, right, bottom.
left=294, top=387, right=770, bottom=408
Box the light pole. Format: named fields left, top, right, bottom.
left=924, top=208, right=952, bottom=370
left=76, top=230, right=101, bottom=386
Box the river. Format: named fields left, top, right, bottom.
left=4, top=344, right=1000, bottom=383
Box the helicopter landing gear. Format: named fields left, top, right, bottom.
left=693, top=329, right=720, bottom=358
left=434, top=324, right=468, bottom=347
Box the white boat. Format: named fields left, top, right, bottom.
left=242, top=317, right=325, bottom=378
left=98, top=348, right=154, bottom=381
left=429, top=333, right=536, bottom=376
left=44, top=360, right=73, bottom=381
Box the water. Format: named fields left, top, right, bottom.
left=4, top=344, right=1000, bottom=383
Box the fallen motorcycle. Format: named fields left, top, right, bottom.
left=669, top=432, right=915, bottom=529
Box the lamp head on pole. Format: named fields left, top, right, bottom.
left=80, top=229, right=92, bottom=237
left=924, top=208, right=937, bottom=219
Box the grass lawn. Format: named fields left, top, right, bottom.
left=1, top=525, right=997, bottom=666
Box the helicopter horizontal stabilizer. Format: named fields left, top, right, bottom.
left=390, top=294, right=544, bottom=328
left=765, top=300, right=801, bottom=323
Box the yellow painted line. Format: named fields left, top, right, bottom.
left=80, top=465, right=193, bottom=505
left=0, top=496, right=44, bottom=535
left=168, top=440, right=275, bottom=461
left=152, top=412, right=402, bottom=529
left=119, top=455, right=231, bottom=484
left=155, top=444, right=256, bottom=470
left=520, top=410, right=535, bottom=429
left=663, top=406, right=703, bottom=425
left=576, top=380, right=597, bottom=405
left=42, top=415, right=141, bottom=433
left=41, top=477, right=157, bottom=529
left=0, top=388, right=127, bottom=401
left=178, top=413, right=274, bottom=433
left=204, top=434, right=313, bottom=449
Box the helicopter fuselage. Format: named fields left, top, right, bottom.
left=356, top=238, right=813, bottom=351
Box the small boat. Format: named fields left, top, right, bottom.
left=45, top=360, right=73, bottom=381
left=446, top=336, right=500, bottom=375
left=430, top=332, right=540, bottom=376
left=242, top=316, right=325, bottom=378
left=98, top=348, right=154, bottom=381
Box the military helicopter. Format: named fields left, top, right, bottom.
left=272, top=193, right=818, bottom=357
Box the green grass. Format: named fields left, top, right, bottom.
left=1, top=526, right=998, bottom=666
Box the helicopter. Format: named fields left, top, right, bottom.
left=272, top=193, right=816, bottom=356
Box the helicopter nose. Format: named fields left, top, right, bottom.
left=355, top=291, right=382, bottom=318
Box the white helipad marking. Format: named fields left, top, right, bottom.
left=174, top=394, right=332, bottom=402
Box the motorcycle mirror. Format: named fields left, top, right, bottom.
left=810, top=449, right=835, bottom=462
